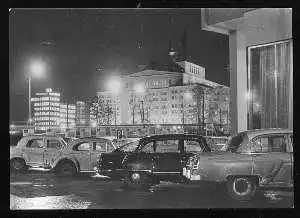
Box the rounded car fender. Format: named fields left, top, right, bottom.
left=52, top=155, right=80, bottom=172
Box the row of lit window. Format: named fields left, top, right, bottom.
left=60, top=105, right=75, bottom=109
left=34, top=112, right=60, bottom=116
left=36, top=122, right=59, bottom=126
left=35, top=117, right=60, bottom=121
left=60, top=114, right=76, bottom=118
left=60, top=109, right=76, bottom=113
left=34, top=107, right=60, bottom=111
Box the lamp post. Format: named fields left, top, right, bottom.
left=27, top=59, right=45, bottom=126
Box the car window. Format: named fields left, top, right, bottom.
left=141, top=141, right=155, bottom=153
left=226, top=134, right=244, bottom=152
left=26, top=139, right=44, bottom=149
left=93, top=141, right=106, bottom=152
left=184, top=140, right=202, bottom=152
left=155, top=140, right=180, bottom=153
left=73, top=142, right=91, bottom=151
left=251, top=134, right=288, bottom=153
left=116, top=140, right=139, bottom=152
left=47, top=139, right=62, bottom=149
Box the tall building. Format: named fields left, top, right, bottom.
left=59, top=103, right=76, bottom=129
left=31, top=88, right=60, bottom=130
left=75, top=101, right=89, bottom=126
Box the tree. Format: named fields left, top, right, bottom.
left=86, top=95, right=113, bottom=126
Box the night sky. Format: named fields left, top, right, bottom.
left=9, top=9, right=229, bottom=122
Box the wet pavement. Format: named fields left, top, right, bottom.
left=10, top=170, right=294, bottom=209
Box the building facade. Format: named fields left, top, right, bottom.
left=97, top=61, right=230, bottom=130
left=31, top=88, right=61, bottom=130
left=59, top=103, right=76, bottom=130
left=201, top=8, right=292, bottom=133
left=75, top=101, right=90, bottom=126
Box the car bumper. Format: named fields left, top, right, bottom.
left=183, top=167, right=201, bottom=181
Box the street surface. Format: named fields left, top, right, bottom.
left=10, top=170, right=293, bottom=209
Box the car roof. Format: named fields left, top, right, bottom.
left=239, top=128, right=293, bottom=140
left=141, top=134, right=205, bottom=141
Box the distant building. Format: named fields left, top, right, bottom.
left=59, top=103, right=76, bottom=130
left=75, top=101, right=89, bottom=126
left=31, top=88, right=60, bottom=130
left=97, top=61, right=230, bottom=128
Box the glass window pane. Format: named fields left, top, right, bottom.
left=248, top=41, right=292, bottom=129
left=47, top=140, right=62, bottom=149
left=184, top=140, right=202, bottom=152
left=156, top=140, right=179, bottom=153
left=142, top=142, right=154, bottom=153
left=26, top=139, right=43, bottom=148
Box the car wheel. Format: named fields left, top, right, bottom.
left=58, top=162, right=77, bottom=177
left=124, top=171, right=152, bottom=190
left=10, top=159, right=26, bottom=173
left=227, top=176, right=257, bottom=201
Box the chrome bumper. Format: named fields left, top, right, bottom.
left=183, top=167, right=201, bottom=181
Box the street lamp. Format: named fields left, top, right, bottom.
left=28, top=59, right=46, bottom=126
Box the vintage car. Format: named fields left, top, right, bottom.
left=183, top=129, right=293, bottom=201
left=97, top=134, right=211, bottom=189
left=10, top=135, right=117, bottom=176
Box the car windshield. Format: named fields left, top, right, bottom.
left=224, top=133, right=244, bottom=152
left=115, top=140, right=140, bottom=152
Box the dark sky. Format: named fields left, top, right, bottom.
left=9, top=9, right=229, bottom=122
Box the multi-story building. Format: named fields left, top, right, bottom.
left=59, top=103, right=76, bottom=129
left=97, top=61, right=230, bottom=128
left=31, top=88, right=61, bottom=130
left=75, top=101, right=89, bottom=126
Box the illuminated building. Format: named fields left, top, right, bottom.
left=97, top=61, right=230, bottom=127
left=31, top=88, right=60, bottom=130
left=75, top=101, right=89, bottom=126
left=59, top=103, right=76, bottom=129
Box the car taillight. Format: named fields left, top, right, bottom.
left=192, top=159, right=200, bottom=169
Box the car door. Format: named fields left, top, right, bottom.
left=90, top=139, right=115, bottom=170
left=251, top=133, right=292, bottom=186
left=71, top=141, right=92, bottom=171
left=24, top=137, right=45, bottom=167
left=44, top=138, right=64, bottom=168
left=152, top=138, right=182, bottom=176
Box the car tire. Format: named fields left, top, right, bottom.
left=57, top=161, right=77, bottom=177
left=124, top=171, right=152, bottom=190
left=227, top=176, right=257, bottom=201
left=10, top=159, right=26, bottom=173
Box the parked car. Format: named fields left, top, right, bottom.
left=97, top=134, right=211, bottom=189
left=10, top=135, right=117, bottom=176
left=183, top=128, right=293, bottom=201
